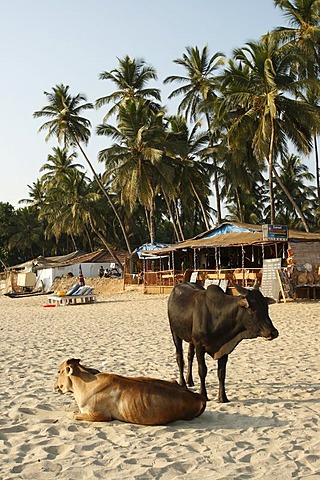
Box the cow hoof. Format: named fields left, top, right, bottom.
left=218, top=398, right=230, bottom=403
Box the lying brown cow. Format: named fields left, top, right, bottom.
left=54, top=358, right=206, bottom=425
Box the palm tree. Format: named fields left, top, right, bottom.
left=270, top=0, right=320, bottom=205
left=7, top=207, right=44, bottom=259
left=164, top=46, right=225, bottom=121
left=34, top=84, right=93, bottom=145
left=39, top=146, right=84, bottom=187
left=164, top=45, right=225, bottom=223
left=96, top=57, right=168, bottom=244
left=297, top=86, right=320, bottom=206
left=165, top=115, right=213, bottom=233
left=225, top=188, right=268, bottom=224
left=19, top=179, right=46, bottom=209
left=0, top=202, right=19, bottom=267
left=219, top=34, right=318, bottom=230
left=273, top=152, right=316, bottom=228
left=97, top=98, right=168, bottom=243
left=271, top=0, right=320, bottom=72
left=96, top=55, right=161, bottom=121
left=33, top=84, right=132, bottom=253
left=39, top=169, right=122, bottom=264
left=220, top=141, right=267, bottom=224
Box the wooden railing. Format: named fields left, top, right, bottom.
left=144, top=270, right=184, bottom=287
left=125, top=268, right=263, bottom=292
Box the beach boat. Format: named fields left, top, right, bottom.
left=4, top=291, right=53, bottom=298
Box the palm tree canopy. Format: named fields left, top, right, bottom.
left=220, top=34, right=316, bottom=161
left=164, top=45, right=225, bottom=121
left=97, top=99, right=166, bottom=209
left=34, top=83, right=132, bottom=253
left=7, top=207, right=43, bottom=256
left=96, top=55, right=161, bottom=121
left=19, top=179, right=46, bottom=208
left=271, top=0, right=320, bottom=72
left=33, top=84, right=94, bottom=147
left=39, top=147, right=84, bottom=185
left=273, top=0, right=320, bottom=39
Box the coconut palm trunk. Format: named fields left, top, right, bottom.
left=162, top=191, right=183, bottom=242
left=148, top=195, right=156, bottom=244
left=314, top=134, right=320, bottom=206
left=269, top=119, right=310, bottom=232
left=74, top=137, right=132, bottom=254
left=205, top=113, right=222, bottom=225
left=235, top=188, right=243, bottom=222
left=190, top=181, right=210, bottom=230
left=268, top=119, right=276, bottom=225
left=88, top=215, right=122, bottom=265
left=173, top=199, right=185, bottom=241
left=272, top=166, right=310, bottom=232
left=70, top=233, right=78, bottom=251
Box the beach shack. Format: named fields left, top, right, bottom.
left=3, top=249, right=126, bottom=293
left=124, top=242, right=172, bottom=289
left=140, top=222, right=320, bottom=300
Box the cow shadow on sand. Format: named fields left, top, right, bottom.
left=83, top=410, right=288, bottom=431
left=168, top=410, right=289, bottom=431
left=97, top=298, right=152, bottom=305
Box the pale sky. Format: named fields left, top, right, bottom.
left=1, top=0, right=308, bottom=208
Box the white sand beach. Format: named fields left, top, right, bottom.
left=1, top=290, right=319, bottom=480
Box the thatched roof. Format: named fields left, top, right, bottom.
left=151, top=222, right=320, bottom=256
left=7, top=249, right=129, bottom=271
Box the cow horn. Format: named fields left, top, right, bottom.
left=253, top=279, right=260, bottom=290
left=232, top=283, right=248, bottom=296
left=67, top=358, right=81, bottom=365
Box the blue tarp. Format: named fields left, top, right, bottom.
left=134, top=243, right=172, bottom=259
left=195, top=223, right=260, bottom=240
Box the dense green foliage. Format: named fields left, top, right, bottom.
left=1, top=0, right=320, bottom=268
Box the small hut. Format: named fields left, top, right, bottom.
left=142, top=222, right=320, bottom=299
left=3, top=249, right=127, bottom=293
left=124, top=243, right=172, bottom=288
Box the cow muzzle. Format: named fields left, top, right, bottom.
left=54, top=383, right=61, bottom=393
left=54, top=381, right=66, bottom=394
left=264, top=328, right=279, bottom=341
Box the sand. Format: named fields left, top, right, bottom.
left=1, top=290, right=319, bottom=480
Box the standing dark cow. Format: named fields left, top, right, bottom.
left=168, top=282, right=278, bottom=402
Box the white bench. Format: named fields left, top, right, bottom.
left=204, top=279, right=228, bottom=291
left=47, top=294, right=97, bottom=306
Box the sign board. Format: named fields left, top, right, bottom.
left=190, top=271, right=198, bottom=283
left=276, top=269, right=294, bottom=302
left=261, top=258, right=282, bottom=300
left=262, top=224, right=288, bottom=241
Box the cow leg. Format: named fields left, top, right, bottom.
left=217, top=354, right=229, bottom=403
left=171, top=330, right=186, bottom=387
left=195, top=343, right=208, bottom=400
left=75, top=412, right=112, bottom=422
left=186, top=342, right=195, bottom=387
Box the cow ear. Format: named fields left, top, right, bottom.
left=239, top=297, right=249, bottom=308
left=265, top=297, right=277, bottom=305
left=65, top=366, right=73, bottom=376
left=65, top=358, right=80, bottom=375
